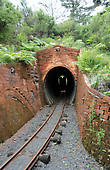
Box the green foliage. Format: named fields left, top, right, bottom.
left=90, top=75, right=100, bottom=88
left=78, top=48, right=105, bottom=73
left=78, top=47, right=110, bottom=96
left=20, top=0, right=34, bottom=26
left=73, top=40, right=85, bottom=48
left=93, top=0, right=110, bottom=7
left=54, top=19, right=76, bottom=36
left=0, top=0, right=22, bottom=43
left=0, top=44, right=36, bottom=65
left=58, top=36, right=75, bottom=47
left=17, top=32, right=28, bottom=45
left=96, top=128, right=105, bottom=145
left=104, top=91, right=110, bottom=96
left=88, top=103, right=105, bottom=145
left=14, top=51, right=36, bottom=65
left=83, top=114, right=110, bottom=169
left=89, top=110, right=96, bottom=129
left=41, top=37, right=57, bottom=46
left=60, top=0, right=90, bottom=23
left=33, top=10, right=55, bottom=38
left=79, top=7, right=110, bottom=50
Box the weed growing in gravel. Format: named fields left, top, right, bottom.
left=96, top=128, right=105, bottom=145
left=82, top=101, right=110, bottom=169
left=88, top=102, right=96, bottom=130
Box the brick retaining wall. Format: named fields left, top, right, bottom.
left=75, top=71, right=110, bottom=137
left=0, top=62, right=42, bottom=142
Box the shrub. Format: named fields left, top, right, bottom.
left=78, top=48, right=109, bottom=74
left=0, top=44, right=36, bottom=65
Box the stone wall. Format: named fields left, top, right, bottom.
left=75, top=70, right=110, bottom=137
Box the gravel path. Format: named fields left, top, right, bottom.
left=0, top=104, right=104, bottom=170
left=1, top=104, right=64, bottom=170
left=34, top=104, right=104, bottom=170
left=0, top=105, right=53, bottom=166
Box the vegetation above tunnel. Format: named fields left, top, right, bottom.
left=0, top=0, right=110, bottom=95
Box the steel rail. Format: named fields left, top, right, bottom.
left=25, top=103, right=65, bottom=170
left=0, top=104, right=57, bottom=170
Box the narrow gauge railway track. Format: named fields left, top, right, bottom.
left=0, top=102, right=65, bottom=170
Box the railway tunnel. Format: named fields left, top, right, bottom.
left=44, top=66, right=76, bottom=105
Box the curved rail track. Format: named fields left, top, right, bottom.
left=0, top=102, right=65, bottom=170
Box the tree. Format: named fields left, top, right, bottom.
left=93, top=0, right=110, bottom=7
left=16, top=0, right=35, bottom=44
left=20, top=0, right=34, bottom=26
left=0, top=0, right=22, bottom=43
left=60, top=0, right=90, bottom=24
left=79, top=6, right=110, bottom=50
left=88, top=7, right=110, bottom=49
left=53, top=18, right=78, bottom=37
left=33, top=10, right=55, bottom=37
left=60, top=0, right=110, bottom=23
left=39, top=0, right=68, bottom=23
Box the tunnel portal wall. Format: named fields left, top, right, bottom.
left=36, top=45, right=80, bottom=104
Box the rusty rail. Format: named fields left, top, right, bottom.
left=0, top=102, right=65, bottom=170
left=25, top=103, right=65, bottom=170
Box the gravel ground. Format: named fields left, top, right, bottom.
left=0, top=104, right=105, bottom=170
left=0, top=105, right=53, bottom=166
left=34, top=104, right=105, bottom=170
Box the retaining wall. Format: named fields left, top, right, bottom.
left=75, top=70, right=110, bottom=137
left=0, top=62, right=42, bottom=142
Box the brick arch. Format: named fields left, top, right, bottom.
left=36, top=46, right=80, bottom=105
left=36, top=46, right=80, bottom=82
left=43, top=66, right=77, bottom=105
left=42, top=64, right=77, bottom=83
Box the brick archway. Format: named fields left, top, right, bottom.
left=44, top=66, right=76, bottom=105
left=36, top=45, right=80, bottom=104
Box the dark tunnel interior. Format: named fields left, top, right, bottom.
left=44, top=66, right=76, bottom=105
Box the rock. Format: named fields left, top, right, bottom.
left=55, top=129, right=62, bottom=135
left=38, top=123, right=42, bottom=126
left=24, top=138, right=28, bottom=141
left=39, top=153, right=51, bottom=164
left=50, top=135, right=61, bottom=144
left=46, top=114, right=49, bottom=117
left=7, top=152, right=14, bottom=157
left=63, top=113, right=68, bottom=117
left=60, top=120, right=66, bottom=127
left=34, top=161, right=47, bottom=168
left=62, top=118, right=68, bottom=122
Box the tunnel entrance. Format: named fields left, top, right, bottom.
left=44, top=66, right=76, bottom=105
